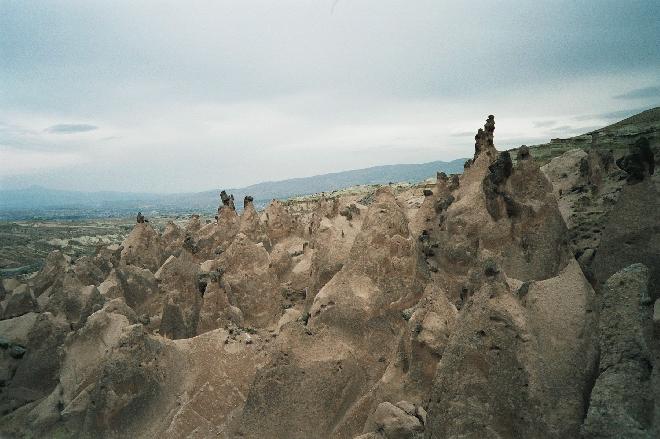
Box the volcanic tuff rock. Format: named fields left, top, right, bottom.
left=1, top=112, right=659, bottom=438
left=582, top=264, right=656, bottom=438
left=156, top=252, right=202, bottom=339
left=160, top=221, right=184, bottom=257
left=30, top=249, right=71, bottom=297
left=263, top=199, right=300, bottom=244
left=120, top=221, right=163, bottom=272
left=616, top=137, right=655, bottom=183
left=592, top=173, right=660, bottom=297
left=359, top=401, right=424, bottom=439
left=238, top=196, right=270, bottom=248
left=217, top=233, right=281, bottom=327
left=1, top=285, right=37, bottom=320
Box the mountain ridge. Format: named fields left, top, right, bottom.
left=0, top=158, right=467, bottom=212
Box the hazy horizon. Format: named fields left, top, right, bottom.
left=2, top=156, right=467, bottom=196
left=2, top=1, right=660, bottom=193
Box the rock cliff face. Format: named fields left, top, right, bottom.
left=582, top=264, right=655, bottom=438
left=1, top=115, right=659, bottom=439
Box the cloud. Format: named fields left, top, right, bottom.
left=0, top=148, right=86, bottom=177
left=45, top=124, right=98, bottom=134
left=544, top=124, right=602, bottom=136
left=533, top=120, right=556, bottom=128
left=613, top=86, right=660, bottom=100
left=545, top=125, right=575, bottom=134
left=573, top=107, right=654, bottom=122
left=498, top=136, right=549, bottom=149
left=450, top=131, right=476, bottom=138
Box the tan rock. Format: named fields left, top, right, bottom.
left=2, top=278, right=21, bottom=293
left=161, top=220, right=184, bottom=256
left=239, top=197, right=270, bottom=247
left=310, top=187, right=426, bottom=326
left=0, top=312, right=38, bottom=346
left=197, top=273, right=232, bottom=334
left=184, top=214, right=202, bottom=235
left=263, top=199, right=299, bottom=244
left=362, top=402, right=423, bottom=439
left=277, top=308, right=301, bottom=331
left=592, top=177, right=660, bottom=296
left=582, top=264, right=654, bottom=438
left=2, top=312, right=70, bottom=410
left=156, top=252, right=201, bottom=339
left=2, top=284, right=37, bottom=319
left=31, top=250, right=71, bottom=297
left=426, top=259, right=598, bottom=438
left=217, top=233, right=280, bottom=327
left=120, top=222, right=163, bottom=272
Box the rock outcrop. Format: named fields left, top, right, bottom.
left=616, top=137, right=655, bottom=182
left=235, top=187, right=427, bottom=439
left=195, top=191, right=240, bottom=259
left=417, top=115, right=570, bottom=310
left=1, top=285, right=37, bottom=319
left=426, top=259, right=597, bottom=438
left=155, top=252, right=202, bottom=339
left=592, top=174, right=660, bottom=298
left=263, top=200, right=299, bottom=244
left=160, top=221, right=184, bottom=257
left=239, top=195, right=270, bottom=248
left=31, top=250, right=71, bottom=297
left=120, top=221, right=163, bottom=272
left=359, top=401, right=424, bottom=439
left=582, top=264, right=655, bottom=438
left=216, top=233, right=280, bottom=327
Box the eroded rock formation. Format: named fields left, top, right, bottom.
left=2, top=116, right=659, bottom=439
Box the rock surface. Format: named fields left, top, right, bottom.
left=582, top=264, right=655, bottom=438
left=120, top=222, right=163, bottom=272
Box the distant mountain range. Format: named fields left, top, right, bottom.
left=0, top=158, right=467, bottom=219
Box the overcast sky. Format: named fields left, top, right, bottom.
left=1, top=0, right=659, bottom=193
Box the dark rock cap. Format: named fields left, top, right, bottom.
left=244, top=195, right=254, bottom=209
left=616, top=137, right=655, bottom=183
left=220, top=190, right=236, bottom=210
left=517, top=145, right=530, bottom=161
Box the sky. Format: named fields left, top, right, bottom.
left=1, top=0, right=659, bottom=193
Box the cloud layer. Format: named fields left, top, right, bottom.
left=1, top=1, right=659, bottom=192
left=44, top=124, right=98, bottom=134
left=613, top=86, right=660, bottom=100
